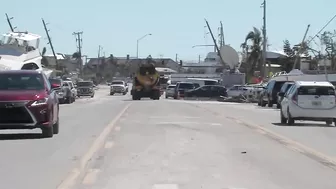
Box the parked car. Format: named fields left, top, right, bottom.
left=280, top=81, right=336, bottom=125
left=276, top=81, right=294, bottom=108
left=63, top=81, right=77, bottom=103
left=110, top=80, right=128, bottom=95
left=77, top=81, right=95, bottom=98
left=0, top=70, right=59, bottom=138
left=261, top=80, right=287, bottom=108
left=49, top=78, right=69, bottom=104
left=173, top=82, right=197, bottom=99
left=165, top=84, right=176, bottom=98
left=184, top=85, right=227, bottom=98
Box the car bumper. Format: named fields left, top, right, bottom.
left=289, top=104, right=336, bottom=119
left=0, top=103, right=51, bottom=129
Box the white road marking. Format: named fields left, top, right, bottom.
left=152, top=184, right=179, bottom=189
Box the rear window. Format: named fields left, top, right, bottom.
left=178, top=83, right=195, bottom=89
left=298, top=86, right=335, bottom=96
left=168, top=85, right=176, bottom=89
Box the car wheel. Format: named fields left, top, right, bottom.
left=123, top=92, right=127, bottom=95
left=91, top=95, right=94, bottom=98
left=326, top=119, right=333, bottom=125
left=257, top=99, right=261, bottom=106
left=165, top=95, right=168, bottom=99
left=110, top=93, right=114, bottom=95
left=276, top=103, right=281, bottom=109
left=53, top=117, right=59, bottom=134
left=287, top=109, right=295, bottom=125
left=280, top=109, right=287, bottom=124
left=42, top=126, right=53, bottom=138
left=267, top=98, right=273, bottom=107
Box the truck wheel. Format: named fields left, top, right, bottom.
left=123, top=92, right=127, bottom=95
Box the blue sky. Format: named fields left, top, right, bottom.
left=2, top=0, right=336, bottom=61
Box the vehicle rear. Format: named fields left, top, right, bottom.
left=174, top=82, right=196, bottom=98
left=289, top=82, right=336, bottom=120
left=165, top=84, right=176, bottom=98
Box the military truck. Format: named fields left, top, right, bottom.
left=131, top=63, right=161, bottom=100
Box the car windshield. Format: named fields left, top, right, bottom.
left=298, top=86, right=335, bottom=96
left=77, top=82, right=93, bottom=87
left=179, top=83, right=195, bottom=89
left=0, top=73, right=44, bottom=90
left=112, top=81, right=124, bottom=85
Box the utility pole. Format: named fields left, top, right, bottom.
left=293, top=25, right=310, bottom=70
left=73, top=31, right=83, bottom=77
left=97, top=45, right=102, bottom=73
left=42, top=19, right=58, bottom=71
left=5, top=13, right=16, bottom=32
left=175, top=54, right=178, bottom=62
left=261, top=0, right=267, bottom=78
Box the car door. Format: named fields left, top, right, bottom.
left=198, top=86, right=211, bottom=97
left=227, top=86, right=239, bottom=97
left=281, top=85, right=296, bottom=117
left=210, top=86, right=220, bottom=97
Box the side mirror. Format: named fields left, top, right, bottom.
left=278, top=92, right=285, bottom=97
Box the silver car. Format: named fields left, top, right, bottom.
left=165, top=84, right=176, bottom=98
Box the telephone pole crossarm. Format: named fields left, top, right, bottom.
left=73, top=32, right=83, bottom=77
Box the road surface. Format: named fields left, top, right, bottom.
left=0, top=88, right=336, bottom=189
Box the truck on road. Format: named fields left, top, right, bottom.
left=131, top=63, right=161, bottom=100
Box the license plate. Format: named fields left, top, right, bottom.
left=312, top=101, right=322, bottom=106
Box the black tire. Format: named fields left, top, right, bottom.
left=123, top=92, right=127, bottom=95
left=276, top=103, right=281, bottom=109
left=77, top=95, right=81, bottom=98
left=165, top=95, right=168, bottom=99
left=257, top=99, right=261, bottom=106
left=42, top=126, right=53, bottom=138
left=267, top=98, right=273, bottom=107
left=110, top=93, right=114, bottom=95
left=53, top=118, right=59, bottom=134
left=91, top=95, right=94, bottom=98
left=280, top=109, right=287, bottom=124
left=132, top=95, right=137, bottom=100
left=326, top=120, right=333, bottom=125
left=66, top=97, right=71, bottom=104
left=261, top=100, right=266, bottom=107
left=287, top=109, right=295, bottom=125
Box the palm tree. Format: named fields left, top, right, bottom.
left=241, top=27, right=262, bottom=80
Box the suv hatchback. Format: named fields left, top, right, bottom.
left=0, top=70, right=59, bottom=138
left=280, top=81, right=336, bottom=125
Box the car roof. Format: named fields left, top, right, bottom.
left=0, top=70, right=42, bottom=74
left=295, top=81, right=334, bottom=87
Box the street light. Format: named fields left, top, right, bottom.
left=136, top=33, right=152, bottom=58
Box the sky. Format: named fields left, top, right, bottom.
left=1, top=0, right=336, bottom=61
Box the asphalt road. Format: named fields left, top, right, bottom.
left=1, top=89, right=336, bottom=189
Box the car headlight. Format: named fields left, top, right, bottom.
left=31, top=98, right=48, bottom=106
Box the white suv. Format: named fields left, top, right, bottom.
left=110, top=80, right=128, bottom=95
left=279, top=81, right=336, bottom=126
